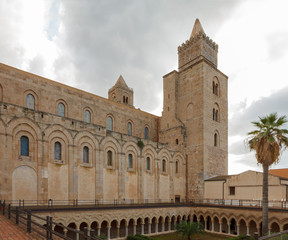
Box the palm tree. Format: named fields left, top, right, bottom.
left=175, top=221, right=204, bottom=240
left=247, top=113, right=288, bottom=236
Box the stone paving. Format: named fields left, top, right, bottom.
left=0, top=214, right=42, bottom=240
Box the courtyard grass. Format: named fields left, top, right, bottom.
left=154, top=232, right=230, bottom=240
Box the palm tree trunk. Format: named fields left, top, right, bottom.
left=262, top=164, right=269, bottom=236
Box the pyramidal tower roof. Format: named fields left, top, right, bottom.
left=190, top=18, right=205, bottom=39
left=114, top=75, right=128, bottom=89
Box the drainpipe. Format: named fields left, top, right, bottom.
left=222, top=180, right=226, bottom=200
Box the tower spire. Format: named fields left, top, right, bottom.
left=190, top=18, right=205, bottom=39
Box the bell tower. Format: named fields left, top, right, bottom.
left=160, top=19, right=228, bottom=199
left=108, top=75, right=134, bottom=106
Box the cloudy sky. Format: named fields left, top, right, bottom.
left=1, top=0, right=288, bottom=174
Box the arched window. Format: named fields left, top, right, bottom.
left=127, top=122, right=132, bottom=136
left=213, top=104, right=220, bottom=122
left=175, top=161, right=179, bottom=174
left=83, top=146, right=89, bottom=163
left=162, top=159, right=166, bottom=173
left=146, top=157, right=151, bottom=171
left=26, top=94, right=35, bottom=110
left=214, top=132, right=218, bottom=147
left=213, top=78, right=219, bottom=96
left=84, top=110, right=91, bottom=123
left=107, top=116, right=113, bottom=131
left=54, top=142, right=62, bottom=160
left=20, top=136, right=29, bottom=156
left=123, top=96, right=125, bottom=103
left=128, top=154, right=133, bottom=169
left=126, top=97, right=128, bottom=104
left=107, top=150, right=112, bottom=166
left=57, top=103, right=65, bottom=117
left=213, top=108, right=219, bottom=121
left=144, top=127, right=149, bottom=140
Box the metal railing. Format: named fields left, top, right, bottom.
left=3, top=198, right=189, bottom=208
left=0, top=200, right=102, bottom=240
left=191, top=199, right=288, bottom=209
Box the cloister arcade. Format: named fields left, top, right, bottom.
left=44, top=206, right=288, bottom=240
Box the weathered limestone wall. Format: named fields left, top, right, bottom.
left=0, top=63, right=186, bottom=202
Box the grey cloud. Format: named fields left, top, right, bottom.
left=266, top=32, right=288, bottom=61
left=229, top=86, right=288, bottom=137
left=229, top=140, right=247, bottom=156
left=28, top=55, right=45, bottom=76
left=54, top=0, right=243, bottom=113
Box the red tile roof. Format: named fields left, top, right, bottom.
left=269, top=168, right=288, bottom=178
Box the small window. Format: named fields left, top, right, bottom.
left=84, top=110, right=91, bottom=123
left=213, top=82, right=219, bottom=96
left=175, top=161, right=178, bottom=174
left=146, top=157, right=151, bottom=171
left=176, top=139, right=179, bottom=145
left=229, top=186, right=235, bottom=195
left=213, top=108, right=219, bottom=122
left=26, top=94, right=35, bottom=110
left=83, top=146, right=89, bottom=163
left=20, top=136, right=29, bottom=156
left=107, top=150, right=112, bottom=166
left=144, top=127, right=149, bottom=140
left=128, top=154, right=133, bottom=169
left=107, top=116, right=113, bottom=131
left=58, top=103, right=65, bottom=117
left=162, top=159, right=166, bottom=173
left=127, top=122, right=132, bottom=136
left=214, top=133, right=218, bottom=147
left=54, top=142, right=62, bottom=160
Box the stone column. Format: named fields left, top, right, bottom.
left=117, top=226, right=120, bottom=238
left=76, top=226, right=79, bottom=240
left=107, top=226, right=111, bottom=240
left=97, top=227, right=101, bottom=236
left=148, top=221, right=151, bottom=234
left=125, top=225, right=128, bottom=237
left=141, top=224, right=144, bottom=235
left=133, top=224, right=136, bottom=235
left=219, top=222, right=222, bottom=233
left=212, top=221, right=214, bottom=232
left=168, top=220, right=171, bottom=231
left=63, top=229, right=67, bottom=237
left=162, top=222, right=165, bottom=232
left=205, top=219, right=207, bottom=231
left=155, top=221, right=158, bottom=233
left=256, top=226, right=260, bottom=237
left=228, top=223, right=231, bottom=234
left=247, top=226, right=250, bottom=235
left=237, top=224, right=240, bottom=236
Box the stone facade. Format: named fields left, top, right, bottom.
left=0, top=19, right=228, bottom=202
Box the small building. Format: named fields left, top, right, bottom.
left=204, top=170, right=288, bottom=201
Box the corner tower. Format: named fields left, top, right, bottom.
left=159, top=19, right=228, bottom=199
left=108, top=75, right=134, bottom=106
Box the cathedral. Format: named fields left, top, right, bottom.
left=0, top=19, right=228, bottom=203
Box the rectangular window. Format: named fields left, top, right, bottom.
left=229, top=186, right=235, bottom=195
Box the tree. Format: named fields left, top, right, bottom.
left=175, top=221, right=204, bottom=240
left=247, top=113, right=288, bottom=236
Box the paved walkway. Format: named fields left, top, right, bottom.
left=0, top=214, right=41, bottom=240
